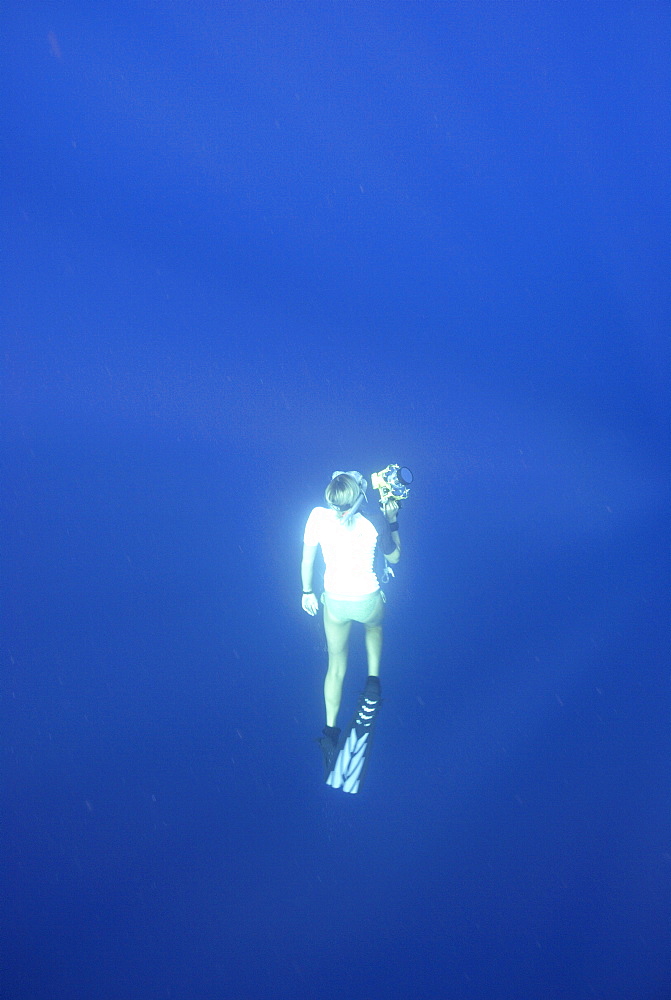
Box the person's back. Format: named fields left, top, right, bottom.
left=303, top=505, right=379, bottom=599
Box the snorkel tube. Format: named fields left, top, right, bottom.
left=342, top=489, right=365, bottom=522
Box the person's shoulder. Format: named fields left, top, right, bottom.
left=305, top=506, right=330, bottom=528
left=307, top=505, right=329, bottom=519
left=362, top=504, right=383, bottom=521
left=361, top=509, right=385, bottom=532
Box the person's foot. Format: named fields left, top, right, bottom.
left=317, top=726, right=341, bottom=779
left=364, top=675, right=381, bottom=699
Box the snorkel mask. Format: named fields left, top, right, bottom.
left=329, top=470, right=368, bottom=522
left=371, top=464, right=413, bottom=508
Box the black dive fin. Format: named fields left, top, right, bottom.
left=326, top=678, right=381, bottom=794
left=317, top=728, right=341, bottom=781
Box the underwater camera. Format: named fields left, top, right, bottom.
left=371, top=464, right=413, bottom=508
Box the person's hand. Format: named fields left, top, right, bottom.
left=383, top=500, right=399, bottom=523
left=302, top=593, right=319, bottom=616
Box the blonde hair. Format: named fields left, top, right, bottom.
left=325, top=473, right=360, bottom=512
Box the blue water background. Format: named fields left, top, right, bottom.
left=3, top=3, right=669, bottom=998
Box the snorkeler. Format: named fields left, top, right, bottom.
left=301, top=467, right=411, bottom=792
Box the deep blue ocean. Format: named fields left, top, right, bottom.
left=3, top=3, right=669, bottom=998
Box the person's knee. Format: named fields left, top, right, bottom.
left=325, top=636, right=349, bottom=662
left=326, top=660, right=347, bottom=683
left=324, top=619, right=351, bottom=655
left=326, top=632, right=349, bottom=655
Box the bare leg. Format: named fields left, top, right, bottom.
left=323, top=605, right=352, bottom=727
left=364, top=623, right=383, bottom=677
left=364, top=592, right=385, bottom=677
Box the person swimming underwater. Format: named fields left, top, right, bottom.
left=301, top=470, right=401, bottom=790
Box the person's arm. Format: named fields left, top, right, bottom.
left=383, top=500, right=401, bottom=564
left=386, top=527, right=401, bottom=564
left=301, top=543, right=318, bottom=593
left=301, top=543, right=319, bottom=615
